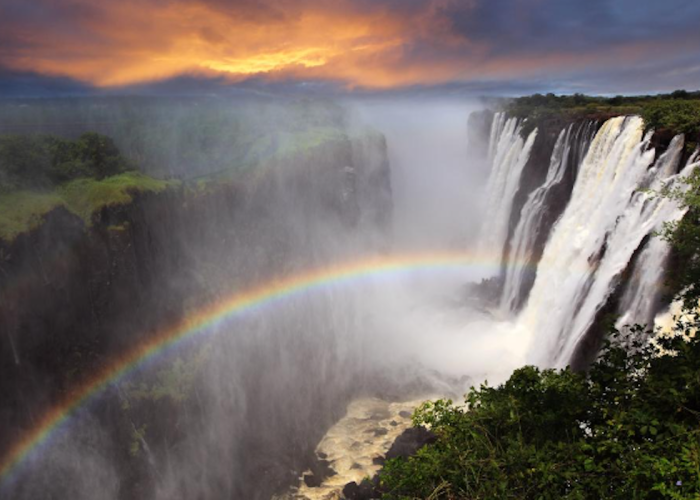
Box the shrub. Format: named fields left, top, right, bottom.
left=641, top=100, right=700, bottom=138
left=381, top=322, right=700, bottom=499
left=0, top=132, right=133, bottom=191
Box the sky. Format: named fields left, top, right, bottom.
left=1, top=0, right=700, bottom=97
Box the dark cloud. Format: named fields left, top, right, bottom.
left=0, top=0, right=699, bottom=96
left=438, top=0, right=700, bottom=54
left=0, top=68, right=93, bottom=98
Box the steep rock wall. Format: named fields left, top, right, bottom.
left=0, top=133, right=392, bottom=499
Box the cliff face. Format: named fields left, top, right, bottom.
left=0, top=133, right=392, bottom=499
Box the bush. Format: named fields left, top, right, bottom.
left=641, top=100, right=700, bottom=138
left=381, top=322, right=700, bottom=499
left=0, top=132, right=133, bottom=191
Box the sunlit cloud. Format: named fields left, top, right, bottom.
left=1, top=0, right=700, bottom=93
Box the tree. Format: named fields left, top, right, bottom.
left=641, top=100, right=700, bottom=137
left=380, top=323, right=700, bottom=499
left=0, top=132, right=133, bottom=191
left=75, top=132, right=130, bottom=179
left=0, top=135, right=52, bottom=190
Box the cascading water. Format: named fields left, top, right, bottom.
left=480, top=112, right=537, bottom=261
left=514, top=116, right=693, bottom=366
left=499, top=122, right=595, bottom=314
left=615, top=136, right=693, bottom=330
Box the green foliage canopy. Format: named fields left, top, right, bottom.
left=641, top=101, right=700, bottom=139
left=505, top=90, right=700, bottom=142
left=381, top=323, right=700, bottom=499
left=0, top=132, right=132, bottom=192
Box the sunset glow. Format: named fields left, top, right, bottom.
left=1, top=1, right=700, bottom=94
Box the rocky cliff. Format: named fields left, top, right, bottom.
left=0, top=131, right=392, bottom=499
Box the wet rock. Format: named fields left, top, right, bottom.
left=385, top=426, right=437, bottom=460
left=398, top=410, right=411, bottom=419
left=366, top=427, right=388, bottom=437
left=310, top=459, right=336, bottom=480
left=342, top=478, right=380, bottom=500
left=342, top=482, right=361, bottom=499
left=303, top=474, right=322, bottom=488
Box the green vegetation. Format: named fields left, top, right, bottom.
left=120, top=347, right=210, bottom=458
left=276, top=126, right=348, bottom=157
left=0, top=190, right=65, bottom=240
left=0, top=98, right=355, bottom=241
left=0, top=132, right=133, bottom=192
left=381, top=321, right=700, bottom=499
left=641, top=100, right=700, bottom=150
left=121, top=347, right=210, bottom=408
left=129, top=425, right=148, bottom=457
left=0, top=131, right=176, bottom=240
left=0, top=97, right=349, bottom=179
left=0, top=171, right=178, bottom=241
left=506, top=90, right=700, bottom=141
left=57, top=171, right=177, bottom=222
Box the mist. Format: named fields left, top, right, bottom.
left=0, top=95, right=529, bottom=500
left=352, top=99, right=490, bottom=251
left=349, top=98, right=528, bottom=380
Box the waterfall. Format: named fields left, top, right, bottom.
left=617, top=142, right=699, bottom=329
left=615, top=237, right=674, bottom=330
left=480, top=112, right=537, bottom=261
left=500, top=121, right=595, bottom=314
left=514, top=116, right=692, bottom=366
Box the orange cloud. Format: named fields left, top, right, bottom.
left=1, top=0, right=697, bottom=91
left=2, top=1, right=417, bottom=88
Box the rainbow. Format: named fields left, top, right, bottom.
left=0, top=251, right=523, bottom=488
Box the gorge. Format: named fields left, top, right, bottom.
left=0, top=95, right=698, bottom=499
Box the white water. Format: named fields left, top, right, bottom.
left=480, top=113, right=537, bottom=261
left=500, top=122, right=594, bottom=314
left=615, top=136, right=690, bottom=329
left=292, top=398, right=425, bottom=499
left=513, top=116, right=691, bottom=366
